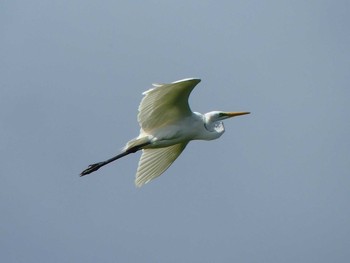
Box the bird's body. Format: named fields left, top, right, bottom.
left=81, top=78, right=250, bottom=187
left=128, top=111, right=222, bottom=149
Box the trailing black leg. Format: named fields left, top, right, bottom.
left=80, top=141, right=151, bottom=176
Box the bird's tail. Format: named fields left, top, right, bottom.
left=123, top=136, right=151, bottom=151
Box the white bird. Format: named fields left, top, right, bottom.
left=81, top=78, right=250, bottom=187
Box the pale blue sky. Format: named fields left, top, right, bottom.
left=1, top=1, right=349, bottom=262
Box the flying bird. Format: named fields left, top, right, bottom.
left=80, top=78, right=250, bottom=187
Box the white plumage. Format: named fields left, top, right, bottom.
left=81, top=78, right=250, bottom=187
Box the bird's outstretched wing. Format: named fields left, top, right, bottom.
left=135, top=143, right=188, bottom=187
left=138, top=78, right=201, bottom=133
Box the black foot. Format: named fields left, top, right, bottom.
left=80, top=162, right=105, bottom=176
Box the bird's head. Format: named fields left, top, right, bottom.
left=204, top=111, right=250, bottom=134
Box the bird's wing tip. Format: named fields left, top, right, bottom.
left=172, top=78, right=201, bottom=84
left=152, top=78, right=201, bottom=88
left=149, top=78, right=201, bottom=91
left=134, top=180, right=148, bottom=188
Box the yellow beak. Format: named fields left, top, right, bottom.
left=225, top=111, right=250, bottom=118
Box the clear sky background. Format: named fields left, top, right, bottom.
left=1, top=1, right=349, bottom=262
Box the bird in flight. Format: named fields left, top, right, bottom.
left=80, top=78, right=250, bottom=187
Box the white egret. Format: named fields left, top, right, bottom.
left=80, top=78, right=250, bottom=187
